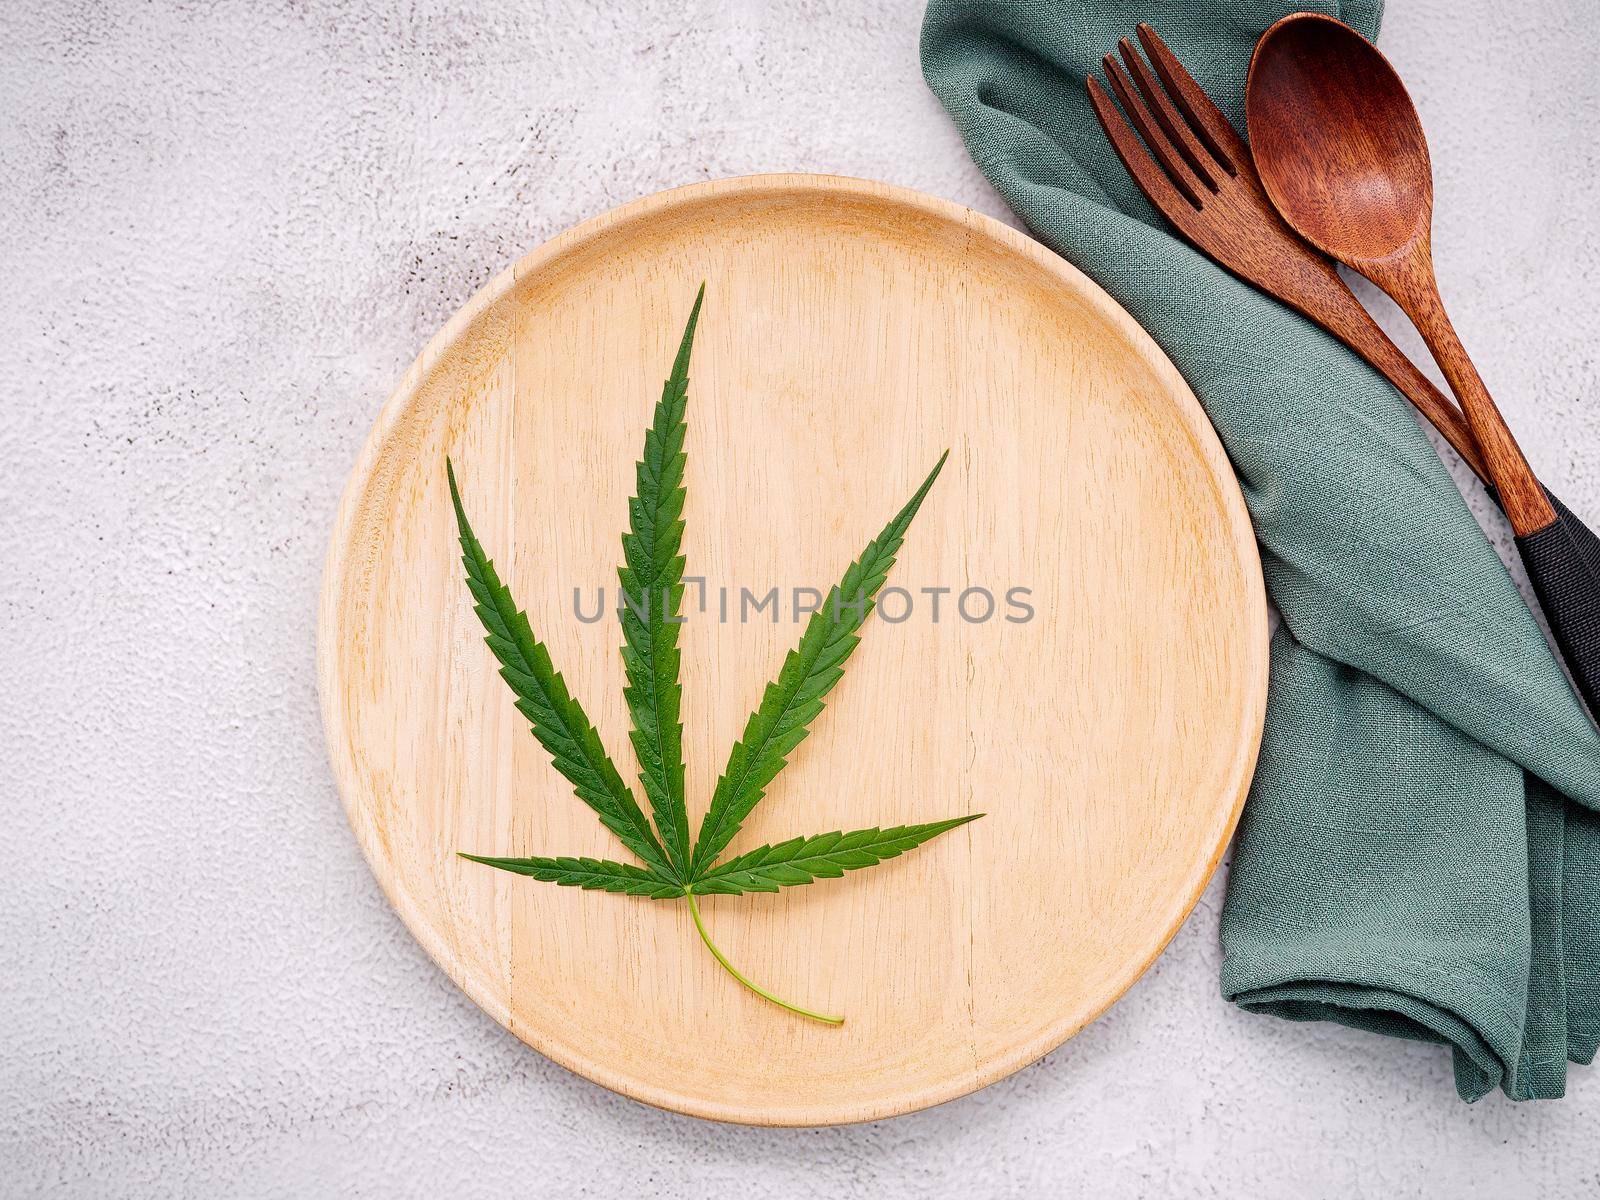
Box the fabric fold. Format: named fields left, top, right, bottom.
left=921, top=0, right=1600, bottom=1098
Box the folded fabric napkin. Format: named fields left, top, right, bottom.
left=922, top=0, right=1600, bottom=1099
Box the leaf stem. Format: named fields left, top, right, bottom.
left=683, top=891, right=844, bottom=1025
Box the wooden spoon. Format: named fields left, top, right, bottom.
left=1245, top=12, right=1554, bottom=536
left=1247, top=12, right=1600, bottom=719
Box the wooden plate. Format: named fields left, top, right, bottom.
left=318, top=174, right=1267, bottom=1125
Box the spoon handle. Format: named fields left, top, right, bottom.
left=1361, top=243, right=1600, bottom=714
left=1368, top=243, right=1556, bottom=536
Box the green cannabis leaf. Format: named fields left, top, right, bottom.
left=619, top=288, right=697, bottom=879
left=448, top=461, right=671, bottom=879
left=691, top=819, right=982, bottom=895
left=689, top=451, right=950, bottom=876
left=457, top=853, right=685, bottom=898
left=450, top=285, right=982, bottom=1024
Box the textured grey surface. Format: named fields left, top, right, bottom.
left=4, top=0, right=1599, bottom=1195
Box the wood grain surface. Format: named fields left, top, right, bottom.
left=317, top=174, right=1269, bottom=1125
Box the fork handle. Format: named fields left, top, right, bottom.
left=1308, top=272, right=1488, bottom=481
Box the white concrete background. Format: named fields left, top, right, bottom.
left=4, top=0, right=1598, bottom=1195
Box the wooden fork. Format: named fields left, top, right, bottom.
left=1085, top=24, right=1490, bottom=484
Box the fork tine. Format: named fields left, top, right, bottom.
left=1136, top=24, right=1246, bottom=174
left=1085, top=75, right=1200, bottom=223
left=1101, top=55, right=1207, bottom=210
left=1117, top=37, right=1216, bottom=190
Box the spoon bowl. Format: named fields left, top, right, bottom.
left=1244, top=11, right=1553, bottom=539
left=1246, top=12, right=1432, bottom=264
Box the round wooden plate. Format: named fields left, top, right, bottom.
left=319, top=174, right=1267, bottom=1125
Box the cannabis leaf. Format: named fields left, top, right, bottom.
left=619, top=285, right=699, bottom=879
left=452, top=287, right=982, bottom=1023
left=689, top=450, right=949, bottom=876
left=457, top=853, right=684, bottom=898
left=448, top=462, right=672, bottom=879
left=690, top=818, right=983, bottom=895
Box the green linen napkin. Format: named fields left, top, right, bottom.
left=922, top=0, right=1600, bottom=1099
